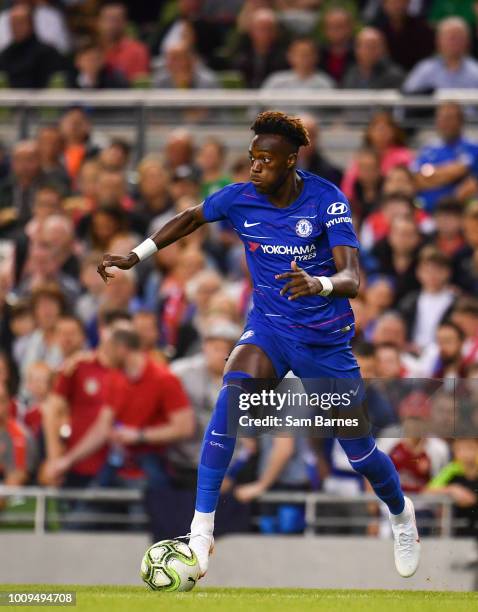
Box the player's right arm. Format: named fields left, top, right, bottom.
left=97, top=204, right=207, bottom=282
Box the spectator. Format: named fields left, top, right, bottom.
left=14, top=216, right=81, bottom=305
left=403, top=17, right=478, bottom=93
left=375, top=343, right=404, bottom=379
left=371, top=0, right=434, bottom=71
left=231, top=8, right=288, bottom=88
left=0, top=4, right=65, bottom=88
left=154, top=0, right=226, bottom=64
left=296, top=114, right=343, bottom=186
left=431, top=199, right=466, bottom=257
left=381, top=165, right=416, bottom=198
left=377, top=391, right=450, bottom=536
left=412, top=102, right=478, bottom=213
left=55, top=315, right=86, bottom=361
left=59, top=107, right=101, bottom=185
left=0, top=0, right=71, bottom=54
left=341, top=111, right=414, bottom=203
left=170, top=318, right=241, bottom=478
left=360, top=193, right=420, bottom=253
left=19, top=360, right=53, bottom=438
left=98, top=139, right=131, bottom=172
left=345, top=148, right=383, bottom=224
left=97, top=1, right=150, bottom=84
left=372, top=312, right=424, bottom=376
left=20, top=283, right=65, bottom=379
left=135, top=157, right=173, bottom=230
left=36, top=126, right=70, bottom=195
left=40, top=310, right=131, bottom=485
left=8, top=301, right=34, bottom=368
left=46, top=325, right=195, bottom=490
left=319, top=6, right=355, bottom=85
left=431, top=321, right=466, bottom=378
left=68, top=43, right=129, bottom=90
left=76, top=252, right=105, bottom=326
left=427, top=438, right=478, bottom=537
left=164, top=129, right=196, bottom=174
left=261, top=38, right=333, bottom=92
left=398, top=246, right=456, bottom=349
left=132, top=310, right=165, bottom=364
left=154, top=41, right=219, bottom=89
left=369, top=216, right=423, bottom=302
left=0, top=140, right=49, bottom=237
left=451, top=298, right=478, bottom=367
left=196, top=139, right=231, bottom=200
left=0, top=383, right=36, bottom=496
left=342, top=27, right=405, bottom=89
left=94, top=169, right=135, bottom=211
left=453, top=201, right=478, bottom=295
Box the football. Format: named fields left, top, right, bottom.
left=140, top=539, right=200, bottom=592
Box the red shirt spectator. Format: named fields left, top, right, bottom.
left=106, top=358, right=190, bottom=457
left=53, top=356, right=123, bottom=476
left=98, top=3, right=150, bottom=83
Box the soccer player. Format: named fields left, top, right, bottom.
left=98, top=111, right=421, bottom=578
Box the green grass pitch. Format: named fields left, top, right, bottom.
left=0, top=586, right=477, bottom=611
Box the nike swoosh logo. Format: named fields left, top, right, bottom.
left=244, top=221, right=261, bottom=227
left=349, top=384, right=361, bottom=397
left=211, top=430, right=228, bottom=437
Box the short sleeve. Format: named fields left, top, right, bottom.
left=53, top=371, right=73, bottom=401
left=202, top=182, right=241, bottom=223
left=321, top=190, right=359, bottom=250
left=103, top=371, right=127, bottom=417
left=160, top=371, right=191, bottom=416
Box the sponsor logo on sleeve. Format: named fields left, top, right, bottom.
left=327, top=202, right=349, bottom=215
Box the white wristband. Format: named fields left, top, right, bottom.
left=315, top=276, right=333, bottom=297
left=132, top=238, right=158, bottom=261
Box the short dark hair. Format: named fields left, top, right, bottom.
left=381, top=192, right=415, bottom=209
left=251, top=111, right=310, bottom=149
left=438, top=320, right=465, bottom=341
left=418, top=244, right=451, bottom=268
left=434, top=197, right=463, bottom=216
left=111, top=327, right=141, bottom=350
left=98, top=309, right=131, bottom=327
left=453, top=297, right=478, bottom=318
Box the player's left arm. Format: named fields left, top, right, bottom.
left=276, top=245, right=359, bottom=301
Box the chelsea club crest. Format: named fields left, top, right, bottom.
left=295, top=218, right=313, bottom=237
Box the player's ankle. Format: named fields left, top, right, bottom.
left=191, top=510, right=215, bottom=536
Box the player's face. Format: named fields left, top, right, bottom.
left=248, top=134, right=296, bottom=195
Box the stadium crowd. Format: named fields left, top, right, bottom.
left=0, top=0, right=477, bottom=539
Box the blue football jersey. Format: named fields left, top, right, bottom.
left=202, top=170, right=359, bottom=345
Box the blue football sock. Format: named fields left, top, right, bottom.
left=338, top=435, right=405, bottom=515
left=195, top=371, right=252, bottom=513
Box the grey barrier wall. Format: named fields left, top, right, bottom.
left=0, top=533, right=476, bottom=591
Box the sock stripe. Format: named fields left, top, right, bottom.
left=348, top=443, right=377, bottom=463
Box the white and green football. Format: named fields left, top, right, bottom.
left=140, top=539, right=200, bottom=592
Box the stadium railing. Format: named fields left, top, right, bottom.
left=1, top=88, right=477, bottom=162
left=0, top=485, right=455, bottom=536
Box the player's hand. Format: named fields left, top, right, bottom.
left=234, top=481, right=266, bottom=503
left=97, top=252, right=139, bottom=284
left=275, top=260, right=323, bottom=300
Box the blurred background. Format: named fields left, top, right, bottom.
left=0, top=0, right=478, bottom=590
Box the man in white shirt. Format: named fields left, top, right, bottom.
left=261, top=38, right=334, bottom=91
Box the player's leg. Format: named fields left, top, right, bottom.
left=189, top=339, right=284, bottom=576
left=291, top=340, right=420, bottom=577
